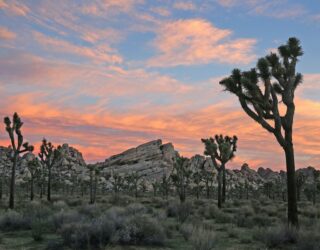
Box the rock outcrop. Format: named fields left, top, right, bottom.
left=97, top=139, right=178, bottom=180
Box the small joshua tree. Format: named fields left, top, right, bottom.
left=110, top=171, right=124, bottom=200
left=296, top=172, right=306, bottom=202
left=124, top=172, right=145, bottom=198
left=27, top=158, right=41, bottom=201
left=202, top=135, right=237, bottom=208
left=4, top=113, right=34, bottom=209
left=160, top=174, right=171, bottom=200
left=219, top=37, right=303, bottom=227
left=171, top=156, right=192, bottom=203
left=88, top=164, right=99, bottom=204
left=192, top=171, right=203, bottom=200
left=38, top=138, right=61, bottom=201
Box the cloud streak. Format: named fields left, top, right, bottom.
left=148, top=19, right=256, bottom=67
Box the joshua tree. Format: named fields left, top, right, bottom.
left=202, top=135, right=237, bottom=208
left=219, top=37, right=303, bottom=227
left=125, top=172, right=145, bottom=198
left=160, top=174, right=171, bottom=200
left=38, top=138, right=61, bottom=201
left=171, top=156, right=191, bottom=203
left=4, top=113, right=34, bottom=209
left=88, top=164, right=99, bottom=204
left=27, top=158, right=41, bottom=201
left=192, top=171, right=203, bottom=199
left=110, top=171, right=124, bottom=199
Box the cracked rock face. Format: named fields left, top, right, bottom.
left=97, top=139, right=178, bottom=180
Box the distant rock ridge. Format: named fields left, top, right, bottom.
left=96, top=139, right=178, bottom=180
left=0, top=140, right=319, bottom=189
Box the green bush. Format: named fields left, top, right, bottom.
left=253, top=225, right=298, bottom=248
left=0, top=210, right=29, bottom=231
left=114, top=214, right=166, bottom=246
left=180, top=223, right=193, bottom=241
left=190, top=227, right=215, bottom=250
left=52, top=210, right=81, bottom=231
left=31, top=220, right=46, bottom=241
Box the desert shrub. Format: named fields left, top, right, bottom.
left=46, top=239, right=65, bottom=250
left=23, top=202, right=53, bottom=226
left=151, top=197, right=166, bottom=208
left=31, top=219, right=46, bottom=241
left=52, top=210, right=81, bottom=231
left=125, top=203, right=148, bottom=215
left=253, top=225, right=298, bottom=248
left=296, top=230, right=320, bottom=250
left=77, top=204, right=101, bottom=218
left=111, top=194, right=135, bottom=206
left=227, top=227, right=240, bottom=238
left=301, top=206, right=319, bottom=219
left=252, top=214, right=273, bottom=227
left=177, top=202, right=192, bottom=223
left=52, top=200, right=68, bottom=211
left=180, top=223, right=193, bottom=241
left=190, top=227, right=215, bottom=250
left=239, top=234, right=252, bottom=244
left=205, top=205, right=219, bottom=219
left=166, top=200, right=179, bottom=217
left=193, top=199, right=206, bottom=207
left=60, top=223, right=90, bottom=249
left=113, top=214, right=166, bottom=246
left=234, top=213, right=254, bottom=228
left=66, top=198, right=83, bottom=207
left=215, top=210, right=232, bottom=224
left=0, top=210, right=29, bottom=231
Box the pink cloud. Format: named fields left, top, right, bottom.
left=0, top=0, right=29, bottom=16
left=0, top=26, right=16, bottom=40
left=33, top=32, right=123, bottom=64
left=148, top=19, right=256, bottom=67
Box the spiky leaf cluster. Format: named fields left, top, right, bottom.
left=3, top=112, right=34, bottom=154
left=201, top=134, right=237, bottom=167
left=38, top=138, right=60, bottom=169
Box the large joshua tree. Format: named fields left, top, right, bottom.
left=201, top=135, right=237, bottom=208
left=38, top=138, right=61, bottom=201
left=4, top=113, right=34, bottom=209
left=219, top=37, right=303, bottom=227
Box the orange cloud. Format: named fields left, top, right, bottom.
left=148, top=19, right=256, bottom=67
left=0, top=26, right=16, bottom=40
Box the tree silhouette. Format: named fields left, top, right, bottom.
left=4, top=113, right=34, bottom=209
left=202, top=135, right=237, bottom=208
left=38, top=138, right=61, bottom=202
left=27, top=157, right=41, bottom=201
left=171, top=156, right=191, bottom=203
left=219, top=37, right=303, bottom=227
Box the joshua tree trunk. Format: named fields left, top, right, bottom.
left=30, top=175, right=34, bottom=201
left=89, top=170, right=94, bottom=204
left=47, top=167, right=51, bottom=201
left=9, top=154, right=17, bottom=209
left=217, top=169, right=222, bottom=208
left=284, top=143, right=298, bottom=227
left=222, top=164, right=226, bottom=203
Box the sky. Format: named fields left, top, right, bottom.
left=0, top=0, right=320, bottom=170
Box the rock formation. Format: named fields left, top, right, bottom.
left=97, top=139, right=178, bottom=180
